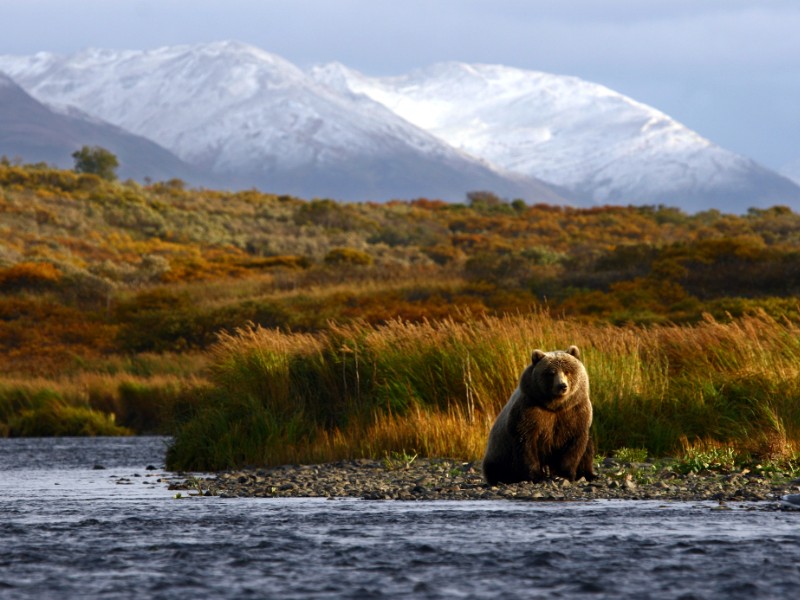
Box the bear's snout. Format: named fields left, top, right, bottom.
left=553, top=373, right=569, bottom=396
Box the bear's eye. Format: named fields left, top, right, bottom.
left=545, top=369, right=556, bottom=377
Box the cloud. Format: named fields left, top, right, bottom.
left=4, top=1, right=799, bottom=73
left=378, top=1, right=800, bottom=76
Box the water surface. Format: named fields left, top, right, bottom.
left=1, top=437, right=799, bottom=599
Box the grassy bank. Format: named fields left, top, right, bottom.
left=166, top=310, right=800, bottom=471
left=0, top=372, right=207, bottom=437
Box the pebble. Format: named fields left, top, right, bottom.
left=170, top=458, right=798, bottom=504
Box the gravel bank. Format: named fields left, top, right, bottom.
left=173, top=457, right=800, bottom=504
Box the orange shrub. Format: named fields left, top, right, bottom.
left=0, top=262, right=62, bottom=292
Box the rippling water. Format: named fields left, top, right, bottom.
left=2, top=437, right=800, bottom=599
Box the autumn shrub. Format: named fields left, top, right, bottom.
left=463, top=251, right=539, bottom=287
left=77, top=173, right=104, bottom=191
left=113, top=286, right=327, bottom=351
left=241, top=255, right=311, bottom=270
left=324, top=247, right=373, bottom=266
left=0, top=262, right=62, bottom=292
left=467, top=190, right=507, bottom=210
left=113, top=288, right=216, bottom=352
left=294, top=198, right=374, bottom=231
left=0, top=297, right=118, bottom=375
left=422, top=244, right=464, bottom=266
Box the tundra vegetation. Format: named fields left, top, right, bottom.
left=2, top=159, right=800, bottom=471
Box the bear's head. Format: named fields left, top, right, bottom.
left=523, top=345, right=587, bottom=409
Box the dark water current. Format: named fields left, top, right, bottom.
left=2, top=437, right=800, bottom=599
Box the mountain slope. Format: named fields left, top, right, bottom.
left=0, top=72, right=207, bottom=183
left=312, top=61, right=800, bottom=212
left=0, top=43, right=567, bottom=203
left=781, top=159, right=800, bottom=186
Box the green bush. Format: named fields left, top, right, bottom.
left=72, top=146, right=119, bottom=181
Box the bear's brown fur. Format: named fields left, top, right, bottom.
left=482, top=346, right=595, bottom=485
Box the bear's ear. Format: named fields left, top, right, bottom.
left=567, top=345, right=581, bottom=361
left=531, top=349, right=546, bottom=365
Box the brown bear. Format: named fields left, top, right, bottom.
left=482, top=345, right=595, bottom=485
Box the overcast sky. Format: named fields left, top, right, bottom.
left=2, top=0, right=798, bottom=172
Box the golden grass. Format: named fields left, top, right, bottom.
left=166, top=309, right=800, bottom=471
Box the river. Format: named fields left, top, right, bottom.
left=1, top=436, right=799, bottom=599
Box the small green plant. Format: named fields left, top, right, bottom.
left=747, top=456, right=800, bottom=480
left=613, top=447, right=649, bottom=464
left=183, top=476, right=206, bottom=496
left=383, top=449, right=418, bottom=471
left=676, top=446, right=739, bottom=474
left=630, top=463, right=658, bottom=484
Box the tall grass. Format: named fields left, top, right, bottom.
left=0, top=373, right=208, bottom=436
left=166, top=310, right=800, bottom=471
left=0, top=383, right=131, bottom=437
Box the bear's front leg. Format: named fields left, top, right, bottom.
left=521, top=442, right=546, bottom=482
left=551, top=432, right=590, bottom=481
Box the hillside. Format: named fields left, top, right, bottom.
left=5, top=162, right=800, bottom=464
left=0, top=72, right=208, bottom=184
left=4, top=162, right=800, bottom=376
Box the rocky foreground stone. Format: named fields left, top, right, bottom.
left=172, top=457, right=800, bottom=505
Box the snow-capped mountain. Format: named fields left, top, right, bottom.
left=311, top=61, right=800, bottom=212
left=1, top=41, right=797, bottom=210
left=0, top=71, right=206, bottom=183
left=0, top=42, right=566, bottom=203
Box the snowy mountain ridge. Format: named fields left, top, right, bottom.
left=1, top=41, right=798, bottom=210
left=310, top=60, right=800, bottom=211
left=0, top=41, right=564, bottom=202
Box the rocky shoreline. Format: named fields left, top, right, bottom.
left=172, top=457, right=800, bottom=506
